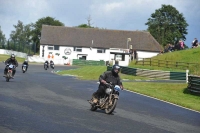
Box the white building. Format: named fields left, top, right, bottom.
left=40, top=25, right=163, bottom=66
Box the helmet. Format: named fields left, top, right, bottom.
left=25, top=60, right=28, bottom=63
left=11, top=54, right=15, bottom=60
left=112, top=64, right=121, bottom=74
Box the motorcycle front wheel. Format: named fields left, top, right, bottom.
left=105, top=98, right=117, bottom=114
left=90, top=104, right=97, bottom=111
left=6, top=77, right=9, bottom=82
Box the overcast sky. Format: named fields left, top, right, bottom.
left=0, top=0, right=199, bottom=47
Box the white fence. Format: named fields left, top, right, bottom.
left=0, top=49, right=27, bottom=58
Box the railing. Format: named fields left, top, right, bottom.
left=107, top=66, right=188, bottom=81
left=135, top=58, right=199, bottom=70
left=187, top=75, right=200, bottom=93
left=73, top=59, right=105, bottom=66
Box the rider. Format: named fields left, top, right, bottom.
left=4, top=54, right=18, bottom=77
left=22, top=60, right=29, bottom=71
left=50, top=60, right=54, bottom=65
left=44, top=60, right=49, bottom=68
left=92, top=64, right=124, bottom=103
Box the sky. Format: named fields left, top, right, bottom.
left=0, top=0, right=199, bottom=47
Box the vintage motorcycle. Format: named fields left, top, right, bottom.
left=5, top=64, right=15, bottom=82
left=50, top=62, right=54, bottom=69
left=22, top=64, right=27, bottom=73
left=88, top=82, right=122, bottom=114
left=44, top=62, right=48, bottom=70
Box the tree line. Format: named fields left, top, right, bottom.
left=0, top=4, right=188, bottom=54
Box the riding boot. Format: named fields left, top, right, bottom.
left=3, top=70, right=7, bottom=77
left=92, top=93, right=98, bottom=104
left=12, top=71, right=15, bottom=77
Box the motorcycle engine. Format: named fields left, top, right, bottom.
left=99, top=98, right=105, bottom=104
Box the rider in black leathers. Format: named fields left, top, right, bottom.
left=50, top=60, right=54, bottom=65
left=92, top=64, right=123, bottom=103
left=44, top=60, right=49, bottom=68
left=22, top=60, right=29, bottom=71
left=4, top=54, right=18, bottom=77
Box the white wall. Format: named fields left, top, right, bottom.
left=39, top=45, right=159, bottom=66
left=0, top=49, right=27, bottom=58
left=136, top=51, right=159, bottom=60
left=40, top=45, right=113, bottom=63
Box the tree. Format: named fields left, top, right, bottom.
left=10, top=20, right=32, bottom=52
left=0, top=26, right=6, bottom=49
left=76, top=15, right=95, bottom=28
left=77, top=24, right=94, bottom=28
left=31, top=16, right=64, bottom=53
left=145, top=5, right=188, bottom=47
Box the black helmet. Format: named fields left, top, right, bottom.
left=11, top=54, right=15, bottom=60
left=112, top=64, right=121, bottom=74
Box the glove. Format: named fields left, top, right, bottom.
left=120, top=85, right=124, bottom=90
left=101, top=80, right=107, bottom=84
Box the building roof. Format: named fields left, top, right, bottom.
left=40, top=25, right=163, bottom=52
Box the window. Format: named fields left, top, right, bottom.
left=115, top=54, right=125, bottom=61
left=48, top=46, right=53, bottom=50
left=74, top=47, right=82, bottom=52
left=54, top=45, right=59, bottom=50
left=97, top=49, right=105, bottom=53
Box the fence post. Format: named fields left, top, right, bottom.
left=186, top=69, right=189, bottom=83
left=142, top=58, right=144, bottom=66
left=150, top=58, right=151, bottom=66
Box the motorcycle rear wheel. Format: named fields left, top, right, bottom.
left=105, top=98, right=117, bottom=114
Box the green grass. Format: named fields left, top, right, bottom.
left=57, top=66, right=150, bottom=80
left=0, top=54, right=25, bottom=63
left=124, top=82, right=200, bottom=111
left=129, top=47, right=200, bottom=75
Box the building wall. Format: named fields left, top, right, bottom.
left=39, top=45, right=159, bottom=66
left=137, top=51, right=159, bottom=60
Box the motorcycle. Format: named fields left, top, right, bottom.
left=44, top=63, right=48, bottom=70
left=5, top=64, right=15, bottom=82
left=88, top=82, right=122, bottom=114
left=50, top=63, right=54, bottom=69
left=22, top=64, right=27, bottom=73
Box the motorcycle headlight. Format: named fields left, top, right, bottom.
left=105, top=88, right=112, bottom=95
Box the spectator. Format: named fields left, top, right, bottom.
left=174, top=42, right=180, bottom=50
left=180, top=40, right=184, bottom=50
left=168, top=44, right=174, bottom=52
left=192, top=38, right=198, bottom=48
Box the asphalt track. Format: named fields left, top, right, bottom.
left=0, top=62, right=199, bottom=133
